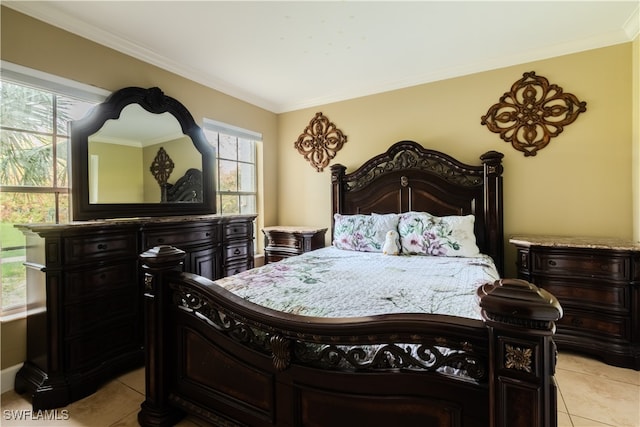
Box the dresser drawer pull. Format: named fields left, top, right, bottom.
left=233, top=248, right=241, bottom=255
left=97, top=243, right=108, bottom=250
left=548, top=260, right=557, bottom=267
left=206, top=232, right=211, bottom=237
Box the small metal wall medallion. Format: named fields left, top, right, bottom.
left=504, top=343, right=533, bottom=373
left=481, top=71, right=587, bottom=157
left=294, top=112, right=347, bottom=172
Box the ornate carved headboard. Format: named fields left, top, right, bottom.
left=166, top=168, right=203, bottom=202
left=330, top=140, right=504, bottom=274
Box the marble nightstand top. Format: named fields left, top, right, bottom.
left=509, top=235, right=640, bottom=252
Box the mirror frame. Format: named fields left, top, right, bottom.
left=71, top=86, right=216, bottom=220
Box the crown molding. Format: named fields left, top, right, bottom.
left=623, top=5, right=639, bottom=40
left=5, top=1, right=638, bottom=114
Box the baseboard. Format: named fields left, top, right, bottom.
left=1, top=363, right=22, bottom=394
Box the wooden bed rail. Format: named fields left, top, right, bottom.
left=138, top=246, right=562, bottom=427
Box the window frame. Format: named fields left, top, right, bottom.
left=202, top=118, right=260, bottom=216
left=0, top=61, right=109, bottom=316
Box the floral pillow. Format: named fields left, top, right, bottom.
left=333, top=213, right=399, bottom=252
left=397, top=212, right=480, bottom=257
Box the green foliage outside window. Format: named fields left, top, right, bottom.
left=0, top=80, right=94, bottom=312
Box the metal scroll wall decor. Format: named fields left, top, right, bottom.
left=150, top=147, right=174, bottom=202
left=481, top=71, right=586, bottom=156
left=294, top=112, right=347, bottom=172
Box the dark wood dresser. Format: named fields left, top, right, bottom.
left=262, top=226, right=327, bottom=263
left=14, top=214, right=256, bottom=409
left=510, top=235, right=640, bottom=370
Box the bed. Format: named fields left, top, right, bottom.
left=138, top=141, right=562, bottom=427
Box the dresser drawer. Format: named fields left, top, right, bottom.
left=65, top=233, right=138, bottom=263
left=65, top=318, right=141, bottom=370
left=532, top=252, right=629, bottom=281
left=66, top=262, right=138, bottom=301
left=143, top=224, right=219, bottom=248
left=536, top=278, right=628, bottom=312
left=558, top=309, right=630, bottom=341
left=224, top=221, right=253, bottom=241
left=65, top=292, right=138, bottom=336
left=224, top=260, right=253, bottom=277
left=224, top=242, right=250, bottom=262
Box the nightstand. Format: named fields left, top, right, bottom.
left=262, top=226, right=328, bottom=263
left=510, top=235, right=640, bottom=370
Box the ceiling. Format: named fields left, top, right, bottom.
left=5, top=1, right=639, bottom=113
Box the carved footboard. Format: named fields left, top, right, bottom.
left=138, top=246, right=562, bottom=427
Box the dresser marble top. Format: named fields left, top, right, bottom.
left=509, top=235, right=640, bottom=252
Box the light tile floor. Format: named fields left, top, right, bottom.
left=1, top=352, right=639, bottom=426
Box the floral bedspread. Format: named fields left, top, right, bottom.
left=215, top=246, right=500, bottom=321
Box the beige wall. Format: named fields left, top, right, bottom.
left=88, top=141, right=144, bottom=203
left=633, top=34, right=640, bottom=242
left=277, top=43, right=635, bottom=279
left=0, top=7, right=278, bottom=369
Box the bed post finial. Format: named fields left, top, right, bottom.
left=139, top=245, right=186, bottom=427
left=477, top=279, right=563, bottom=427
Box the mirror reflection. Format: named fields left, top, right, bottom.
left=87, top=104, right=201, bottom=204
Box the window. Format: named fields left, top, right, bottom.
left=0, top=62, right=108, bottom=315
left=203, top=119, right=260, bottom=215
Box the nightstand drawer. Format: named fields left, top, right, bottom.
left=537, top=278, right=628, bottom=312
left=267, top=232, right=302, bottom=250
left=532, top=252, right=629, bottom=280
left=559, top=310, right=630, bottom=341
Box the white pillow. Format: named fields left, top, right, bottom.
left=398, top=212, right=480, bottom=257
left=333, top=213, right=399, bottom=252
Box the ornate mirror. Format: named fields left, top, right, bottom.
left=71, top=86, right=216, bottom=220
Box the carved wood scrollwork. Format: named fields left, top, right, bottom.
left=294, top=112, right=347, bottom=172
left=150, top=147, right=175, bottom=202
left=504, top=343, right=533, bottom=373
left=481, top=71, right=587, bottom=156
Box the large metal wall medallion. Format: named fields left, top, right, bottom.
left=294, top=112, right=347, bottom=172
left=481, top=71, right=587, bottom=156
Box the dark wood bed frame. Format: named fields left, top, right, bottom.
left=138, top=141, right=562, bottom=427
